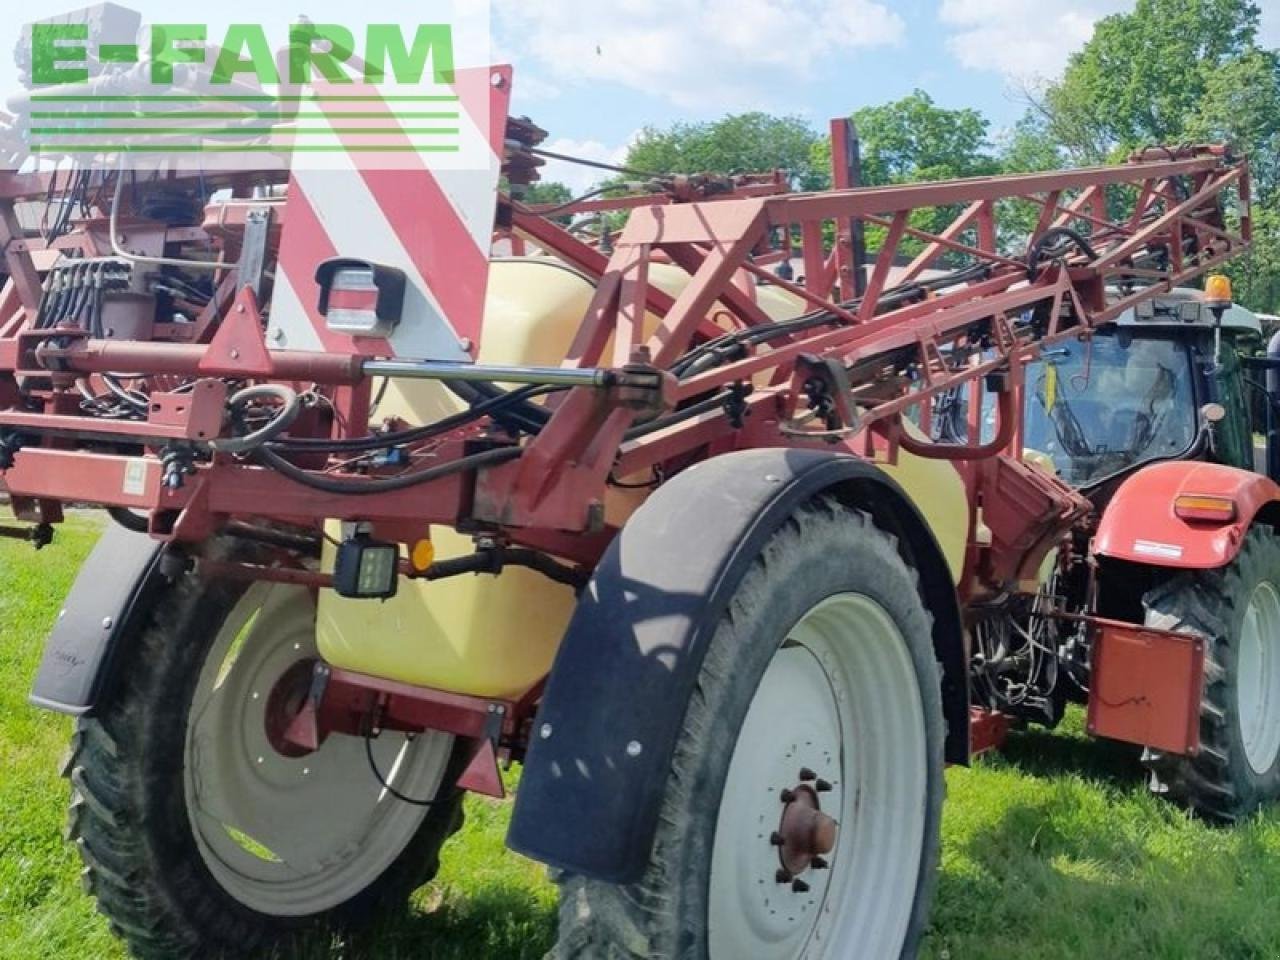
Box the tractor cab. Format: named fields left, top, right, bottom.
left=1022, top=287, right=1264, bottom=490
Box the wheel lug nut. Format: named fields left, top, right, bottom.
left=799, top=767, right=816, bottom=781
left=769, top=831, right=784, bottom=846
left=780, top=788, right=796, bottom=803
left=792, top=878, right=811, bottom=893
left=815, top=778, right=832, bottom=793
left=775, top=868, right=793, bottom=884
left=812, top=856, right=829, bottom=870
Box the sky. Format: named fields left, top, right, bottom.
left=1, top=1, right=1276, bottom=185
left=496, top=0, right=1280, bottom=191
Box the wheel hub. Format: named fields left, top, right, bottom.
left=772, top=776, right=837, bottom=886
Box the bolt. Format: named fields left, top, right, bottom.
left=780, top=788, right=796, bottom=803
left=302, top=767, right=310, bottom=776
left=251, top=691, right=260, bottom=700
left=769, top=831, right=784, bottom=847
left=812, top=856, right=829, bottom=870
left=272, top=328, right=286, bottom=342
left=799, top=767, right=817, bottom=781
left=256, top=756, right=264, bottom=764
left=815, top=779, right=832, bottom=793
left=230, top=348, right=240, bottom=360
left=101, top=617, right=113, bottom=630
left=791, top=878, right=811, bottom=894
left=539, top=723, right=553, bottom=740
left=626, top=740, right=643, bottom=758
left=236, top=304, right=246, bottom=314
left=775, top=868, right=793, bottom=884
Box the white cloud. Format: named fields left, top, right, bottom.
left=939, top=0, right=1130, bottom=80
left=497, top=0, right=904, bottom=111
left=536, top=133, right=640, bottom=193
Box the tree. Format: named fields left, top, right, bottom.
left=624, top=113, right=826, bottom=190
left=1025, top=0, right=1262, bottom=162
left=1011, top=0, right=1280, bottom=313
left=813, top=90, right=999, bottom=258
left=833, top=90, right=998, bottom=186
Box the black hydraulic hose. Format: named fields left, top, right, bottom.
left=271, top=384, right=559, bottom=454
left=107, top=506, right=150, bottom=533
left=1026, top=227, right=1099, bottom=280
left=445, top=379, right=551, bottom=435
left=253, top=444, right=521, bottom=495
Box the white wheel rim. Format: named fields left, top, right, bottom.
left=708, top=593, right=928, bottom=960
left=183, top=583, right=454, bottom=916
left=1238, top=580, right=1280, bottom=775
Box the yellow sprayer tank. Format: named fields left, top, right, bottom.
left=317, top=257, right=972, bottom=699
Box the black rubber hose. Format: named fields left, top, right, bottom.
left=107, top=506, right=150, bottom=533
left=1026, top=227, right=1100, bottom=280
left=253, top=444, right=521, bottom=495
left=271, top=384, right=559, bottom=454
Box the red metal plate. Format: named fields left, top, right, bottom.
left=1086, top=620, right=1206, bottom=755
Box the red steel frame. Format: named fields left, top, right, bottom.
left=0, top=130, right=1251, bottom=763
left=0, top=144, right=1249, bottom=578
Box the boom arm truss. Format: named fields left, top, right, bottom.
left=0, top=138, right=1250, bottom=582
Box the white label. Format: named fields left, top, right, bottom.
left=1133, top=539, right=1184, bottom=560
left=122, top=460, right=147, bottom=497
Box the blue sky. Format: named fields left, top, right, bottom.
left=496, top=0, right=1280, bottom=190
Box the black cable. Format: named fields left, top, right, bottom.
left=528, top=146, right=666, bottom=181
left=445, top=380, right=551, bottom=435
left=523, top=186, right=616, bottom=216
left=364, top=730, right=457, bottom=806
left=271, top=384, right=560, bottom=454
left=253, top=444, right=521, bottom=495
left=1026, top=227, right=1100, bottom=280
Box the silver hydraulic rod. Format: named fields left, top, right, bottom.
left=361, top=359, right=659, bottom=389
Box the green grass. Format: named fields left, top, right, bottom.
left=3, top=515, right=1280, bottom=959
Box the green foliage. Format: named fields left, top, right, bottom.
left=813, top=90, right=998, bottom=258
left=845, top=89, right=999, bottom=186
left=624, top=112, right=826, bottom=190
left=1015, top=0, right=1280, bottom=313
left=1028, top=0, right=1261, bottom=162
left=10, top=520, right=1280, bottom=957
left=521, top=181, right=573, bottom=206
left=520, top=180, right=575, bottom=226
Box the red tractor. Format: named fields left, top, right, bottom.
left=0, top=61, right=1273, bottom=959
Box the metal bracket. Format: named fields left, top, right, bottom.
left=237, top=207, right=273, bottom=299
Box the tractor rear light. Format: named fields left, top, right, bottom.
left=1173, top=495, right=1237, bottom=522
left=315, top=258, right=407, bottom=338
left=333, top=534, right=400, bottom=600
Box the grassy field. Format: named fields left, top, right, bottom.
left=3, top=515, right=1280, bottom=959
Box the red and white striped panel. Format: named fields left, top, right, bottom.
left=268, top=65, right=512, bottom=362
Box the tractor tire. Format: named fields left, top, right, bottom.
left=1142, top=526, right=1280, bottom=819
left=551, top=499, right=946, bottom=960
left=63, top=541, right=468, bottom=959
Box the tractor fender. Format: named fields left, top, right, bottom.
left=1094, top=460, right=1280, bottom=569
left=507, top=447, right=967, bottom=884
left=29, top=522, right=169, bottom=715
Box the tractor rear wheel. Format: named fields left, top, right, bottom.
left=552, top=499, right=945, bottom=959
left=1142, top=526, right=1280, bottom=819
left=63, top=543, right=467, bottom=959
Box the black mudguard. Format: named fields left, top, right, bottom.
left=29, top=521, right=168, bottom=715
left=507, top=447, right=967, bottom=883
